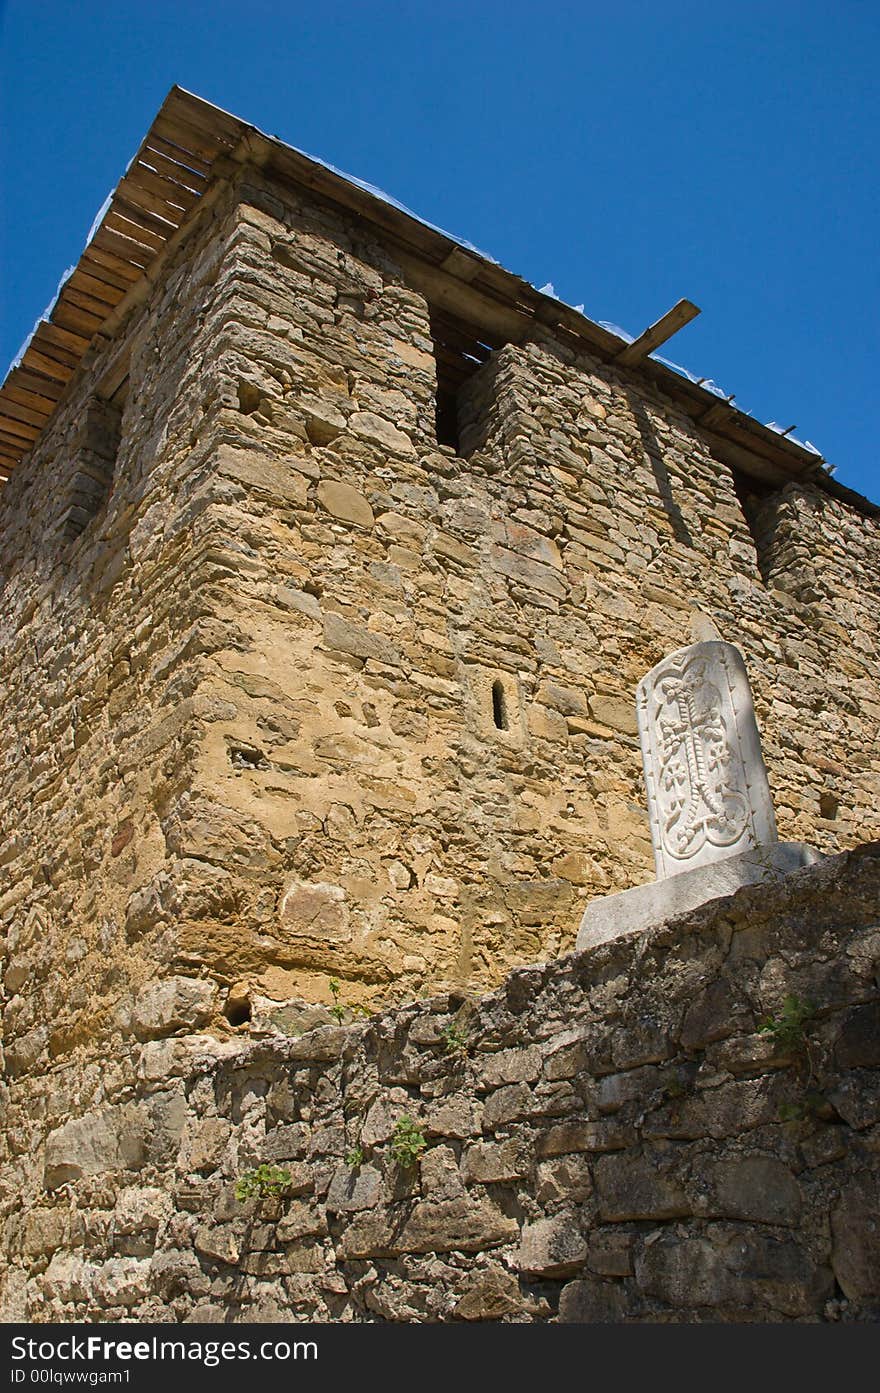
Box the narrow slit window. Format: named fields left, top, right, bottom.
left=491, top=680, right=508, bottom=731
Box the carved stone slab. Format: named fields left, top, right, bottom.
left=636, top=641, right=777, bottom=879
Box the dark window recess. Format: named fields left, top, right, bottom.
left=819, top=792, right=839, bottom=821
left=429, top=306, right=495, bottom=453
left=730, top=467, right=779, bottom=583
left=491, top=680, right=509, bottom=731
left=60, top=387, right=125, bottom=541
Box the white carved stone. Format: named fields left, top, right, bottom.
left=574, top=640, right=822, bottom=953
left=636, top=640, right=777, bottom=879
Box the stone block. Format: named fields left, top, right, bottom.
left=478, top=1045, right=542, bottom=1088
left=594, top=1154, right=690, bottom=1221
left=131, top=977, right=216, bottom=1041
left=44, top=1105, right=148, bottom=1190
left=453, top=1268, right=523, bottom=1320
left=518, top=1213, right=587, bottom=1278
left=316, top=480, right=374, bottom=528
left=558, top=1276, right=628, bottom=1322
left=325, top=1164, right=383, bottom=1213
left=831, top=1172, right=880, bottom=1303
left=708, top=1155, right=801, bottom=1225
left=339, top=1197, right=517, bottom=1259
left=576, top=843, right=820, bottom=951
left=462, top=1139, right=527, bottom=1185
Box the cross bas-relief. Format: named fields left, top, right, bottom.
left=576, top=641, right=820, bottom=951
left=638, top=641, right=776, bottom=879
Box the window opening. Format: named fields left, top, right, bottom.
left=429, top=306, right=496, bottom=453
left=491, top=679, right=508, bottom=731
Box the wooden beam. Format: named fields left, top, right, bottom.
left=615, top=298, right=700, bottom=366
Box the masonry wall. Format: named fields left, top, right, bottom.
left=155, top=167, right=880, bottom=1016
left=0, top=188, right=245, bottom=1240
left=1, top=162, right=879, bottom=1314
left=2, top=846, right=878, bottom=1323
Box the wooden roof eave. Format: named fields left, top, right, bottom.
left=0, top=84, right=859, bottom=511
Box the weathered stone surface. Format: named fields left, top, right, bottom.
left=453, top=1268, right=523, bottom=1320
left=462, top=1139, right=526, bottom=1184
left=558, top=1276, right=628, bottom=1323
left=830, top=1172, right=880, bottom=1303
left=44, top=1107, right=147, bottom=1189
left=594, top=1154, right=690, bottom=1221
left=340, top=1197, right=518, bottom=1258
left=132, top=977, right=216, bottom=1040
left=708, top=1156, right=801, bottom=1225
left=325, top=1164, right=383, bottom=1213
left=518, top=1213, right=588, bottom=1278
left=317, top=480, right=374, bottom=528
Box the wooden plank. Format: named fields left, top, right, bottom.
left=395, top=248, right=530, bottom=344
left=21, top=348, right=73, bottom=384
left=700, top=400, right=734, bottom=431
left=615, top=299, right=701, bottom=366
left=0, top=396, right=52, bottom=429
left=6, top=368, right=66, bottom=401
left=0, top=413, right=40, bottom=442
left=0, top=426, right=38, bottom=450
left=104, top=206, right=167, bottom=253
left=151, top=111, right=226, bottom=166
left=90, top=226, right=154, bottom=269
left=121, top=168, right=198, bottom=217
left=29, top=327, right=81, bottom=370
left=65, top=268, right=122, bottom=309
left=113, top=191, right=180, bottom=239
left=51, top=301, right=105, bottom=339
left=75, top=257, right=135, bottom=302
left=2, top=382, right=59, bottom=414
left=166, top=88, right=245, bottom=143
left=140, top=135, right=212, bottom=180
left=440, top=247, right=482, bottom=282
left=59, top=284, right=116, bottom=322
left=81, top=244, right=143, bottom=287
left=36, top=322, right=92, bottom=354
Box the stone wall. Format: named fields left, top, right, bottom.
left=1, top=156, right=879, bottom=1320
left=2, top=845, right=878, bottom=1323
left=127, top=167, right=879, bottom=1014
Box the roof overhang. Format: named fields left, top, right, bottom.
left=1, top=86, right=874, bottom=517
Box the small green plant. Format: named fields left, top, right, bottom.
left=235, top=1163, right=292, bottom=1201
left=778, top=1099, right=808, bottom=1123
left=327, top=977, right=346, bottom=1024
left=759, top=995, right=814, bottom=1052
left=390, top=1115, right=427, bottom=1169
left=345, top=1146, right=365, bottom=1169
left=441, top=1020, right=468, bottom=1056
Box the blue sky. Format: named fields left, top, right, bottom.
left=1, top=1, right=878, bottom=500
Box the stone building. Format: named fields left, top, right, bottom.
left=0, top=89, right=878, bottom=1323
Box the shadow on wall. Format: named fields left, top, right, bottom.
left=624, top=386, right=694, bottom=550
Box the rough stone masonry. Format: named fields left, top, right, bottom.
left=0, top=90, right=878, bottom=1321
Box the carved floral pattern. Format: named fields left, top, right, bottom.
left=653, top=655, right=749, bottom=860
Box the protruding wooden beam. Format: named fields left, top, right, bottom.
left=615, top=298, right=700, bottom=366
